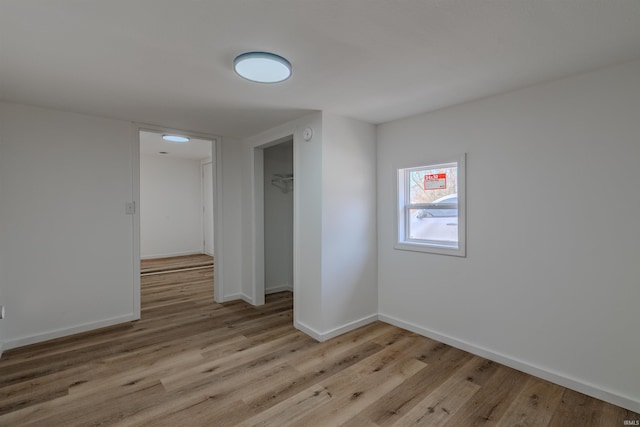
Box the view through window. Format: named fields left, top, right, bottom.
left=396, top=154, right=465, bottom=256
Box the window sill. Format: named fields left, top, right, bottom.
left=394, top=241, right=466, bottom=257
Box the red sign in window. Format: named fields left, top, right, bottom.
left=424, top=173, right=446, bottom=190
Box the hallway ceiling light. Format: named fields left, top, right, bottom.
left=234, top=52, right=292, bottom=83
left=162, top=134, right=190, bottom=143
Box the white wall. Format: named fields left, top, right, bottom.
left=0, top=204, right=5, bottom=355
left=263, top=141, right=293, bottom=294
left=291, top=115, right=325, bottom=332
left=217, top=136, right=244, bottom=302
left=0, top=102, right=137, bottom=349
left=377, top=59, right=640, bottom=412
left=321, top=114, right=377, bottom=336
left=0, top=102, right=256, bottom=348
left=140, top=154, right=203, bottom=258
left=240, top=112, right=324, bottom=330
left=0, top=140, right=6, bottom=353
left=239, top=112, right=378, bottom=340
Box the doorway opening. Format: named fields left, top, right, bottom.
left=253, top=136, right=294, bottom=305
left=137, top=130, right=217, bottom=313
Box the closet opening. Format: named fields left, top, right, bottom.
left=253, top=135, right=294, bottom=306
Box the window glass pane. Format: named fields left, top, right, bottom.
left=408, top=208, right=459, bottom=244
left=396, top=154, right=465, bottom=256
left=407, top=164, right=458, bottom=245
left=408, top=166, right=458, bottom=205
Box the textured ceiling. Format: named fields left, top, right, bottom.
left=1, top=1, right=640, bottom=139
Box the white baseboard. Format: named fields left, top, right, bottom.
left=321, top=314, right=379, bottom=342
left=265, top=285, right=293, bottom=295
left=294, top=320, right=324, bottom=341
left=220, top=293, right=254, bottom=305
left=141, top=250, right=203, bottom=260
left=3, top=313, right=139, bottom=351
left=295, top=314, right=378, bottom=343
left=378, top=313, right=640, bottom=414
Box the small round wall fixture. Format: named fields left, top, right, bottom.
left=162, top=134, right=190, bottom=143
left=303, top=127, right=313, bottom=141
left=234, top=52, right=292, bottom=83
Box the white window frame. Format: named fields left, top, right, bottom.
left=395, top=153, right=466, bottom=257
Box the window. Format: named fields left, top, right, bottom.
left=396, top=154, right=466, bottom=256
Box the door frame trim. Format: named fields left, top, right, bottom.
left=251, top=134, right=294, bottom=306
left=133, top=124, right=223, bottom=310
left=201, top=160, right=214, bottom=256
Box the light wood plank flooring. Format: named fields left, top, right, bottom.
left=1, top=263, right=638, bottom=426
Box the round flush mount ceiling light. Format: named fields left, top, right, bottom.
left=234, top=52, right=292, bottom=83
left=162, top=134, right=190, bottom=143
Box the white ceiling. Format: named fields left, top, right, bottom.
left=139, top=131, right=212, bottom=160
left=1, top=1, right=640, bottom=139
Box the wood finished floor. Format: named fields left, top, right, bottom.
left=140, top=254, right=213, bottom=274
left=1, top=262, right=638, bottom=426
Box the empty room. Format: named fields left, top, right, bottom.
left=1, top=1, right=639, bottom=426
